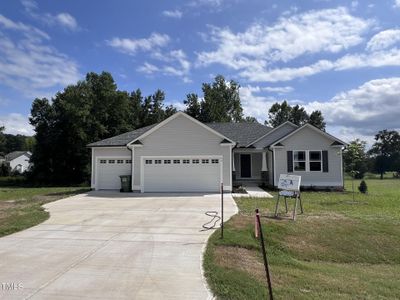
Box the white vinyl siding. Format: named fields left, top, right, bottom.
left=273, top=126, right=343, bottom=187
left=133, top=114, right=231, bottom=191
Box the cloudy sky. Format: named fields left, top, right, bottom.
left=0, top=0, right=399, bottom=143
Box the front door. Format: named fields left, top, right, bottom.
left=240, top=154, right=251, bottom=178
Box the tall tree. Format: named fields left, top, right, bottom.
left=29, top=71, right=176, bottom=184
left=0, top=126, right=5, bottom=154
left=266, top=101, right=292, bottom=127
left=266, top=101, right=326, bottom=130
left=184, top=93, right=201, bottom=120
left=184, top=75, right=244, bottom=123
left=369, top=129, right=400, bottom=179
left=309, top=110, right=326, bottom=131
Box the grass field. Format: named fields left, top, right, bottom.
left=0, top=186, right=90, bottom=237
left=204, top=179, right=400, bottom=299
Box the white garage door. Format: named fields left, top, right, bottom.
left=143, top=157, right=222, bottom=192
left=97, top=158, right=131, bottom=190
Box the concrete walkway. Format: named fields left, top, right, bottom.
left=0, top=192, right=237, bottom=300
left=243, top=185, right=273, bottom=198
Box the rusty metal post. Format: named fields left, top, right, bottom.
left=255, top=208, right=274, bottom=300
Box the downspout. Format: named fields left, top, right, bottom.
left=267, top=147, right=274, bottom=187
left=127, top=145, right=134, bottom=191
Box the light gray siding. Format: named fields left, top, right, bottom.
left=92, top=147, right=131, bottom=188
left=233, top=152, right=262, bottom=179
left=273, top=126, right=343, bottom=187
left=133, top=114, right=232, bottom=191
left=253, top=123, right=297, bottom=148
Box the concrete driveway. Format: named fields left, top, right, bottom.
left=0, top=192, right=237, bottom=300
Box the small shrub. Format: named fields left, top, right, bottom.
left=358, top=180, right=368, bottom=194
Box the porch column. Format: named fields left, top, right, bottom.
left=261, top=151, right=268, bottom=171
left=232, top=154, right=236, bottom=172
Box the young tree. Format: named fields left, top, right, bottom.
left=343, top=139, right=368, bottom=201
left=184, top=75, right=244, bottom=123
left=343, top=139, right=368, bottom=179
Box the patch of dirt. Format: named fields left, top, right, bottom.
left=214, top=246, right=267, bottom=282
left=229, top=215, right=253, bottom=229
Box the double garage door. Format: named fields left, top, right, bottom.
left=143, top=157, right=222, bottom=192
left=97, top=156, right=222, bottom=192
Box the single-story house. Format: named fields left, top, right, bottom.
left=88, top=111, right=347, bottom=192
left=5, top=151, right=32, bottom=173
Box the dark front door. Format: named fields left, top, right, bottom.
left=240, top=154, right=251, bottom=178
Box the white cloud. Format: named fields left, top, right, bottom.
left=240, top=48, right=400, bottom=82
left=394, top=0, right=400, bottom=8
left=366, top=29, right=400, bottom=51
left=198, top=7, right=372, bottom=70
left=306, top=78, right=400, bottom=140
left=240, top=78, right=400, bottom=142
left=137, top=49, right=192, bottom=83
left=0, top=113, right=33, bottom=135
left=21, top=0, right=79, bottom=31
left=0, top=14, right=80, bottom=95
left=107, top=33, right=170, bottom=55
left=162, top=9, right=183, bottom=19
left=262, top=86, right=294, bottom=94
left=189, top=0, right=224, bottom=8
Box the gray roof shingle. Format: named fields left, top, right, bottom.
left=87, top=124, right=157, bottom=147
left=87, top=121, right=272, bottom=148
left=206, top=122, right=272, bottom=147
left=5, top=151, right=31, bottom=161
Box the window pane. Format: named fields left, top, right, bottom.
left=294, top=161, right=306, bottom=171
left=294, top=151, right=306, bottom=161
left=310, top=161, right=321, bottom=171
left=310, top=151, right=321, bottom=161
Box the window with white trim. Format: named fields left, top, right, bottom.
left=155, top=159, right=162, bottom=164
left=145, top=159, right=152, bottom=164
left=202, top=159, right=209, bottom=164
left=126, top=160, right=132, bottom=164
left=211, top=159, right=219, bottom=164
left=100, top=159, right=107, bottom=164
left=117, top=159, right=123, bottom=164
left=173, top=159, right=180, bottom=164
left=164, top=159, right=171, bottom=164
left=192, top=159, right=199, bottom=164
left=108, top=160, right=115, bottom=164
left=182, top=159, right=190, bottom=164
left=309, top=151, right=322, bottom=171
left=293, top=151, right=306, bottom=171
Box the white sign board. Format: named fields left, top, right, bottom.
left=278, top=174, right=301, bottom=191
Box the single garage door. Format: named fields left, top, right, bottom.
left=97, top=158, right=131, bottom=190
left=143, top=157, right=222, bottom=192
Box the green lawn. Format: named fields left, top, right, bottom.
left=204, top=179, right=400, bottom=299
left=0, top=186, right=90, bottom=237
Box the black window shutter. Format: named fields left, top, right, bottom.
left=287, top=151, right=293, bottom=173
left=322, top=150, right=329, bottom=172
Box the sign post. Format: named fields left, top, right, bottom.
left=220, top=182, right=224, bottom=239
left=275, top=174, right=303, bottom=220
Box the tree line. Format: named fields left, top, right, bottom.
left=0, top=127, right=35, bottom=155
left=4, top=71, right=397, bottom=185
left=344, top=130, right=400, bottom=180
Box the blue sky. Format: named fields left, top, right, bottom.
left=0, top=0, right=400, bottom=143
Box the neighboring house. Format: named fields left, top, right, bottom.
left=5, top=151, right=32, bottom=173
left=88, top=112, right=347, bottom=192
